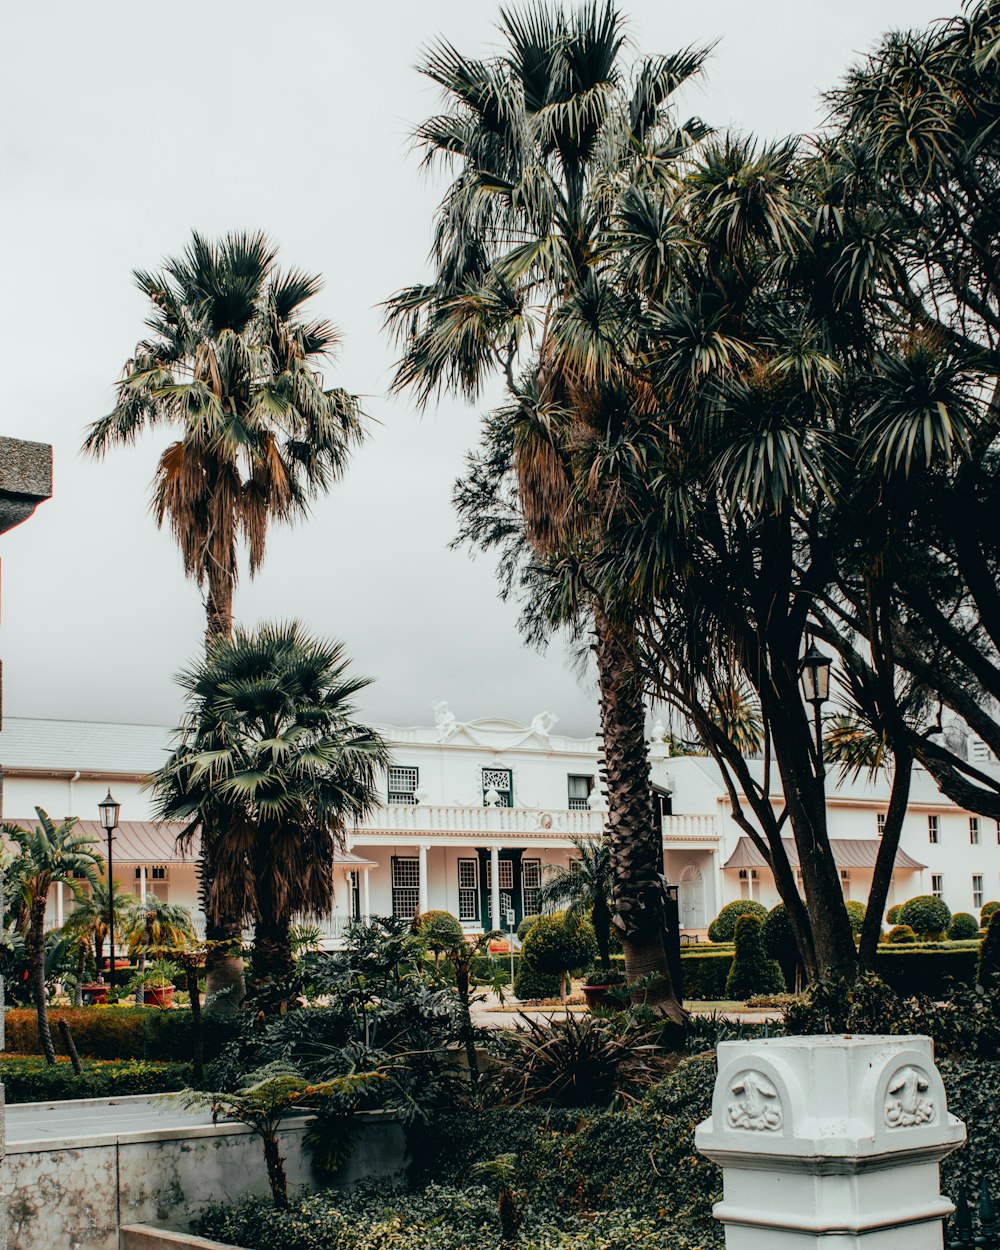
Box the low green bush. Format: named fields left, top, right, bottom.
left=521, top=911, right=597, bottom=995
left=886, top=924, right=918, bottom=944
left=513, top=958, right=561, bottom=1001
left=949, top=912, right=980, bottom=941
left=844, top=900, right=867, bottom=935
left=707, top=900, right=768, bottom=943
left=679, top=951, right=733, bottom=1000
left=2, top=1006, right=237, bottom=1061
left=517, top=914, right=539, bottom=941
left=886, top=904, right=903, bottom=925
left=416, top=910, right=464, bottom=958
left=978, top=911, right=1000, bottom=985
left=725, top=915, right=784, bottom=1000
left=0, top=1055, right=188, bottom=1103
left=899, top=894, right=951, bottom=939
left=875, top=946, right=977, bottom=997
left=981, top=901, right=1000, bottom=925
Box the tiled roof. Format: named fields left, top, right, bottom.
left=0, top=717, right=174, bottom=775
left=724, top=836, right=926, bottom=872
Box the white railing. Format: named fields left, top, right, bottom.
left=662, top=814, right=718, bottom=840
left=350, top=804, right=718, bottom=841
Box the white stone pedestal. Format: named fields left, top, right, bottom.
left=695, top=1035, right=966, bottom=1250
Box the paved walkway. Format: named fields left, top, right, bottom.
left=6, top=1094, right=218, bottom=1146
left=470, top=991, right=780, bottom=1029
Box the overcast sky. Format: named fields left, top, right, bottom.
left=1, top=0, right=950, bottom=738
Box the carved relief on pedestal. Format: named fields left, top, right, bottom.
left=885, top=1066, right=936, bottom=1127
left=727, top=1070, right=783, bottom=1132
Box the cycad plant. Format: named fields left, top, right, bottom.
left=120, top=895, right=196, bottom=1006
left=62, top=879, right=133, bottom=997
left=537, top=838, right=613, bottom=974
left=387, top=0, right=707, bottom=1020
left=150, top=622, right=388, bottom=1005
left=5, top=810, right=102, bottom=1063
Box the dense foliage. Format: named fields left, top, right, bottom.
left=519, top=912, right=598, bottom=999
left=899, top=896, right=952, bottom=939
left=707, top=901, right=768, bottom=944
left=2, top=1005, right=237, bottom=1061
left=949, top=913, right=980, bottom=941
left=724, top=916, right=784, bottom=1000
left=0, top=1055, right=188, bottom=1103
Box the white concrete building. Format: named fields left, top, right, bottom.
left=3, top=710, right=999, bottom=948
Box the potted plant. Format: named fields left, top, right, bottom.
left=581, top=963, right=627, bottom=1009
left=126, top=957, right=180, bottom=1008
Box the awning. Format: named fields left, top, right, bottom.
left=723, top=836, right=925, bottom=872
left=6, top=819, right=377, bottom=868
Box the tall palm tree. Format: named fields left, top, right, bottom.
left=62, top=880, right=133, bottom=1003
left=85, top=231, right=367, bottom=998
left=5, top=811, right=102, bottom=1064
left=149, top=622, right=389, bottom=1005
left=120, top=896, right=196, bottom=1006
left=537, top=837, right=613, bottom=972
left=386, top=1, right=707, bottom=1021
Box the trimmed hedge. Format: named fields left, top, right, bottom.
left=0, top=1055, right=188, bottom=1103
left=3, top=1006, right=237, bottom=1061
left=899, top=895, right=951, bottom=938
left=679, top=951, right=734, bottom=1000
left=708, top=900, right=768, bottom=943
left=949, top=912, right=980, bottom=941
left=886, top=924, right=918, bottom=944
left=725, top=916, right=783, bottom=1000
left=874, top=947, right=978, bottom=997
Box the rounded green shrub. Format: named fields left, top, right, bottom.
left=844, top=900, right=867, bottom=935
left=417, top=910, right=465, bottom=958
left=886, top=904, right=903, bottom=925
left=980, top=901, right=1000, bottom=925
left=899, top=895, right=951, bottom=938
left=708, top=899, right=768, bottom=943
left=761, top=904, right=799, bottom=991
left=522, top=911, right=597, bottom=994
left=517, top=914, right=540, bottom=941
left=977, top=911, right=1000, bottom=986
left=886, top=924, right=918, bottom=944
left=724, top=915, right=784, bottom=1000
left=949, top=912, right=980, bottom=941
left=513, top=958, right=561, bottom=1001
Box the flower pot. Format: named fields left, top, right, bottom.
left=143, top=984, right=175, bottom=1008
left=81, top=983, right=109, bottom=1005
left=582, top=983, right=613, bottom=1009
left=488, top=939, right=510, bottom=954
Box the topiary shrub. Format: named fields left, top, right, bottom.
left=886, top=904, right=903, bottom=925
left=517, top=914, right=540, bottom=941
left=513, top=958, right=561, bottom=1001
left=949, top=912, right=980, bottom=941
left=844, top=900, right=867, bottom=935
left=980, top=901, right=1000, bottom=926
left=899, top=895, right=951, bottom=939
left=521, top=911, right=597, bottom=999
left=708, top=899, right=768, bottom=943
left=417, top=910, right=465, bottom=962
left=724, top=915, right=784, bottom=1001
left=886, top=924, right=918, bottom=944
left=977, top=911, right=1000, bottom=986
left=761, top=904, right=800, bottom=991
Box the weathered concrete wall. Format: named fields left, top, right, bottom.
left=120, top=1228, right=243, bottom=1250
left=4, top=1109, right=407, bottom=1250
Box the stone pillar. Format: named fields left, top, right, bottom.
left=490, top=845, right=501, bottom=932
left=696, top=1035, right=966, bottom=1250
left=362, top=868, right=371, bottom=924
left=418, top=844, right=429, bottom=915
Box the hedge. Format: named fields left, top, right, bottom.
left=2, top=1006, right=237, bottom=1061
left=0, top=1055, right=189, bottom=1103
left=874, top=947, right=978, bottom=997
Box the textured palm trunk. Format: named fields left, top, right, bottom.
left=205, top=559, right=234, bottom=641
left=185, top=962, right=205, bottom=1083
left=594, top=609, right=684, bottom=1023
left=199, top=849, right=245, bottom=1015
left=30, top=899, right=56, bottom=1065
left=73, top=942, right=86, bottom=1007
left=592, top=894, right=612, bottom=972
left=251, top=918, right=295, bottom=999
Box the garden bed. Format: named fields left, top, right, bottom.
left=0, top=1054, right=189, bottom=1103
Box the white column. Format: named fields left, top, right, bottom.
left=362, top=868, right=371, bottom=924
left=490, top=845, right=501, bottom=931
left=418, top=844, right=429, bottom=915
left=696, top=1035, right=966, bottom=1250
left=55, top=882, right=64, bottom=927
left=140, top=864, right=147, bottom=904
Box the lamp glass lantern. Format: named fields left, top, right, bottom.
left=98, top=790, right=121, bottom=832
left=799, top=643, right=832, bottom=707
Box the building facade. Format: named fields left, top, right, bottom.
left=3, top=708, right=999, bottom=948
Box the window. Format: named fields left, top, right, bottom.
left=349, top=870, right=361, bottom=921
left=388, top=766, right=419, bottom=805
left=457, top=859, right=479, bottom=922
left=840, top=869, right=850, bottom=899
left=133, top=865, right=169, bottom=900
left=931, top=874, right=944, bottom=900
left=567, top=775, right=594, bottom=811
left=657, top=791, right=673, bottom=818
left=974, top=875, right=984, bottom=911
left=483, top=767, right=513, bottom=806
left=738, top=868, right=759, bottom=900
left=391, top=857, right=420, bottom=919
left=486, top=858, right=514, bottom=890
left=522, top=859, right=541, bottom=915
left=877, top=813, right=886, bottom=837
left=970, top=817, right=981, bottom=846
left=928, top=815, right=939, bottom=845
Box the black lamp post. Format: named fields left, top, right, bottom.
left=98, top=790, right=121, bottom=992
left=799, top=641, right=832, bottom=780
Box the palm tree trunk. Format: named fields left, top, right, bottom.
left=198, top=850, right=245, bottom=1015
left=592, top=894, right=612, bottom=972
left=30, top=899, right=56, bottom=1065
left=205, top=559, right=234, bottom=640
left=185, top=962, right=204, bottom=1084
left=73, top=942, right=85, bottom=1007
left=135, top=951, right=147, bottom=1007
left=860, top=747, right=913, bottom=969
left=251, top=918, right=295, bottom=1001
left=594, top=608, right=684, bottom=1024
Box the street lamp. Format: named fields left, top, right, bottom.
left=799, top=641, right=832, bottom=778
left=98, top=791, right=121, bottom=993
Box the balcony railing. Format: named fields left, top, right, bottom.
left=351, top=804, right=717, bottom=841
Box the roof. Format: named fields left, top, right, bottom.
left=723, top=836, right=926, bottom=872
left=0, top=717, right=174, bottom=775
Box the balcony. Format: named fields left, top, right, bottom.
left=351, top=804, right=717, bottom=843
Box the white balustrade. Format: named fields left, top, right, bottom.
left=349, top=804, right=717, bottom=842
left=696, top=1035, right=966, bottom=1250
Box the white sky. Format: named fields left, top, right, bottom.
left=1, top=0, right=950, bottom=738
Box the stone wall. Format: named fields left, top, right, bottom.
left=3, top=1108, right=407, bottom=1250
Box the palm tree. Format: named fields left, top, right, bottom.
left=120, top=896, right=196, bottom=1006
left=386, top=1, right=707, bottom=1021
left=537, top=838, right=613, bottom=973
left=149, top=622, right=389, bottom=1005
left=62, top=879, right=133, bottom=998
left=5, top=811, right=102, bottom=1064
left=85, top=230, right=367, bottom=998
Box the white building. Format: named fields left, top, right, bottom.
left=3, top=710, right=999, bottom=946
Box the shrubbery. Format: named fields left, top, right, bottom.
left=707, top=899, right=768, bottom=943
left=978, top=911, right=1000, bottom=985
left=516, top=914, right=539, bottom=941
left=724, top=915, right=784, bottom=1000
left=2, top=1005, right=236, bottom=1061
left=949, top=912, right=980, bottom=941
left=0, top=1055, right=188, bottom=1103
left=899, top=895, right=951, bottom=938
left=886, top=904, right=903, bottom=925
left=518, top=911, right=597, bottom=999
left=981, top=901, right=1000, bottom=925
left=844, top=900, right=867, bottom=935
left=886, top=924, right=917, bottom=944
left=416, top=910, right=464, bottom=960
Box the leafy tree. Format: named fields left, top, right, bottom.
left=387, top=2, right=707, bottom=1021
left=978, top=912, right=1000, bottom=986
left=4, top=810, right=102, bottom=1064
left=521, top=910, right=597, bottom=1000
left=416, top=910, right=465, bottom=966
left=844, top=900, right=867, bottom=936
left=150, top=623, right=388, bottom=1004
left=537, top=839, right=614, bottom=972
left=86, top=231, right=366, bottom=999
